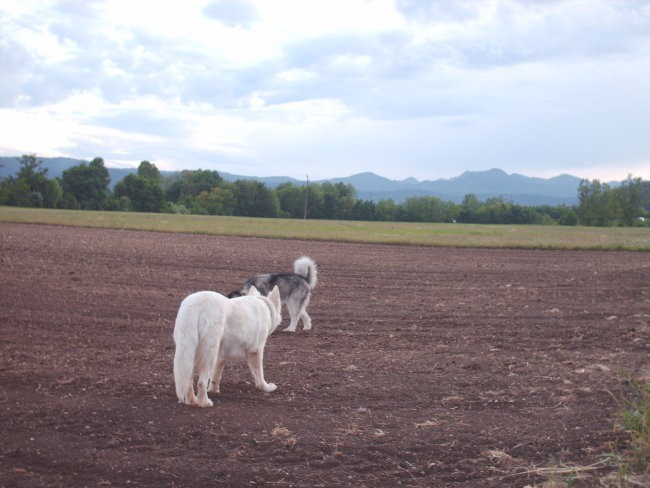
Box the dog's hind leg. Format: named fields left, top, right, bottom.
left=185, top=384, right=198, bottom=405
left=195, top=343, right=220, bottom=407
left=196, top=365, right=215, bottom=407
left=178, top=382, right=198, bottom=406
left=247, top=349, right=277, bottom=393
left=299, top=295, right=312, bottom=330
left=208, top=358, right=226, bottom=394
left=300, top=311, right=312, bottom=330
left=283, top=302, right=299, bottom=332
left=173, top=345, right=199, bottom=405
left=284, top=295, right=311, bottom=331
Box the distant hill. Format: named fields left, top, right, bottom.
left=220, top=168, right=584, bottom=205
left=0, top=156, right=139, bottom=190
left=329, top=169, right=583, bottom=206
left=218, top=171, right=304, bottom=188
left=1, top=156, right=589, bottom=205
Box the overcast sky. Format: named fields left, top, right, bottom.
left=1, top=0, right=649, bottom=182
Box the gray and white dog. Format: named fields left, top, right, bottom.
left=228, top=256, right=318, bottom=332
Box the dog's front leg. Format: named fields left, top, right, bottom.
left=247, top=350, right=277, bottom=393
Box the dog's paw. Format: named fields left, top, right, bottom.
left=181, top=395, right=198, bottom=406
left=263, top=383, right=277, bottom=393
left=283, top=326, right=296, bottom=332
left=198, top=398, right=214, bottom=407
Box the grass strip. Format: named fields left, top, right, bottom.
left=1, top=206, right=648, bottom=251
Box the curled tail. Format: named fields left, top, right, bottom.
left=293, top=256, right=317, bottom=289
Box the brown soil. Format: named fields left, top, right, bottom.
left=1, top=223, right=649, bottom=487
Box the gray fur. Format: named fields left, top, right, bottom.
left=228, top=257, right=317, bottom=332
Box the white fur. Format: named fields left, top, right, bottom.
left=293, top=256, right=318, bottom=289
left=173, top=286, right=282, bottom=407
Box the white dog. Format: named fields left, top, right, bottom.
left=173, top=286, right=282, bottom=407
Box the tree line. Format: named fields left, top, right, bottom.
left=1, top=154, right=648, bottom=226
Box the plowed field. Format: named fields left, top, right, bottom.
left=1, top=223, right=648, bottom=487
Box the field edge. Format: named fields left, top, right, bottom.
left=1, top=206, right=649, bottom=251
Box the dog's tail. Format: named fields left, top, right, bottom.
left=173, top=299, right=200, bottom=405
left=293, top=256, right=317, bottom=289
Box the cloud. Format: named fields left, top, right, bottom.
left=392, top=0, right=650, bottom=76
left=0, top=0, right=649, bottom=182
left=203, top=0, right=259, bottom=28
left=93, top=108, right=189, bottom=139
left=396, top=0, right=483, bottom=23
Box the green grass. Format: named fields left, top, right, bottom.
left=616, top=376, right=650, bottom=479
left=1, top=206, right=649, bottom=250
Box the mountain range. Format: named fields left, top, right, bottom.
left=0, top=156, right=590, bottom=206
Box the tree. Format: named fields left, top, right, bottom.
left=61, top=157, right=111, bottom=210
left=137, top=160, right=161, bottom=182
left=166, top=169, right=224, bottom=204
left=558, top=207, right=578, bottom=226
left=0, top=154, right=62, bottom=208
left=194, top=187, right=236, bottom=215
left=375, top=199, right=400, bottom=221
left=5, top=154, right=55, bottom=207
left=0, top=180, right=10, bottom=206
left=473, top=197, right=504, bottom=224
left=458, top=194, right=481, bottom=223
left=616, top=175, right=643, bottom=226
left=233, top=180, right=280, bottom=217
left=2, top=177, right=31, bottom=206
left=577, top=179, right=619, bottom=226
left=400, top=196, right=451, bottom=222
left=640, top=181, right=650, bottom=214
left=301, top=183, right=325, bottom=219
left=17, top=154, right=49, bottom=196
left=276, top=183, right=306, bottom=218
left=43, top=179, right=63, bottom=208
left=536, top=205, right=568, bottom=223
left=113, top=161, right=166, bottom=212
left=348, top=200, right=376, bottom=221
left=320, top=182, right=356, bottom=220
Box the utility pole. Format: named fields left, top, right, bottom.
left=303, top=174, right=309, bottom=219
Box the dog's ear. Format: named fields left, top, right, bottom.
left=247, top=286, right=261, bottom=297
left=269, top=285, right=281, bottom=309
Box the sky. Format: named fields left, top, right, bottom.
left=1, top=0, right=649, bottom=183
